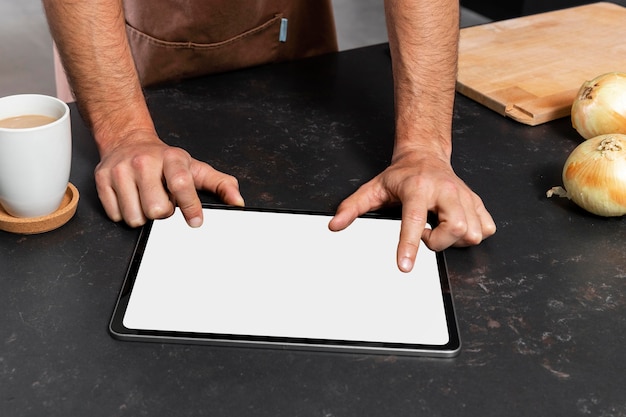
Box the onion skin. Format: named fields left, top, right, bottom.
left=571, top=72, right=626, bottom=140
left=558, top=134, right=626, bottom=216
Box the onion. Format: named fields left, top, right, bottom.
left=547, top=133, right=626, bottom=216
left=571, top=72, right=626, bottom=139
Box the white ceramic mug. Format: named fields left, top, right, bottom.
left=0, top=94, right=72, bottom=218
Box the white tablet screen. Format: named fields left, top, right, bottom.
left=116, top=207, right=457, bottom=354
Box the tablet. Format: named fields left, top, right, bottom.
left=109, top=205, right=461, bottom=357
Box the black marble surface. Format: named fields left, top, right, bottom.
left=2, top=44, right=625, bottom=417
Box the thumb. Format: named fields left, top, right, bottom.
left=192, top=160, right=245, bottom=207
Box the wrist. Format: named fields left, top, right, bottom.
left=93, top=119, right=158, bottom=156
left=391, top=142, right=451, bottom=167
left=87, top=102, right=157, bottom=156
left=392, top=123, right=453, bottom=164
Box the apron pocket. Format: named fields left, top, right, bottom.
left=126, top=14, right=284, bottom=87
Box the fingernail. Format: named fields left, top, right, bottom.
left=189, top=217, right=203, bottom=228
left=399, top=257, right=413, bottom=273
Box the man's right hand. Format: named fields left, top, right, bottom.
left=43, top=1, right=244, bottom=228
left=94, top=130, right=244, bottom=228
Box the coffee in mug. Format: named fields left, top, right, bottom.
left=0, top=94, right=72, bottom=218
left=0, top=114, right=58, bottom=129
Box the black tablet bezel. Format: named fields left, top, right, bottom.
left=109, top=204, right=461, bottom=357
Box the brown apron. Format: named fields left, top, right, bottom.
left=123, top=0, right=339, bottom=87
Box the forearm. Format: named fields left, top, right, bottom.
left=332, top=1, right=494, bottom=271
left=384, top=0, right=459, bottom=160
left=42, top=0, right=155, bottom=154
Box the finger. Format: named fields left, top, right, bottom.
left=445, top=198, right=496, bottom=247
left=162, top=148, right=203, bottom=227
left=328, top=184, right=381, bottom=232
left=102, top=161, right=151, bottom=227
left=396, top=197, right=430, bottom=273
left=125, top=148, right=175, bottom=226
left=127, top=152, right=176, bottom=223
left=114, top=181, right=147, bottom=227
left=422, top=192, right=494, bottom=250
left=421, top=193, right=469, bottom=251
left=476, top=201, right=497, bottom=240
left=136, top=174, right=175, bottom=221
left=94, top=165, right=123, bottom=222
left=214, top=175, right=245, bottom=207
left=190, top=159, right=244, bottom=207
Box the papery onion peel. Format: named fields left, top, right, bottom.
left=571, top=72, right=626, bottom=140
left=547, top=133, right=626, bottom=216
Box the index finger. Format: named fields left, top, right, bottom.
left=162, top=148, right=203, bottom=227
left=397, top=197, right=430, bottom=273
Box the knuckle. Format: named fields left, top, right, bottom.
left=215, top=174, right=238, bottom=192
left=94, top=164, right=114, bottom=184
left=484, top=221, right=497, bottom=237
left=94, top=170, right=109, bottom=190
left=448, top=218, right=469, bottom=238
left=163, top=146, right=189, bottom=162
left=129, top=153, right=155, bottom=172
left=167, top=172, right=194, bottom=194
left=144, top=203, right=174, bottom=220
left=402, top=206, right=428, bottom=225
left=464, top=228, right=484, bottom=246
left=125, top=216, right=147, bottom=228
left=223, top=174, right=240, bottom=187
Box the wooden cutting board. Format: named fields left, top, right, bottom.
left=456, top=2, right=626, bottom=126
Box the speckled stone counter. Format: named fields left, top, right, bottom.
left=1, top=44, right=624, bottom=417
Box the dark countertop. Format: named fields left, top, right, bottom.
left=2, top=44, right=625, bottom=417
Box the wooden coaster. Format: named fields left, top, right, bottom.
left=0, top=183, right=79, bottom=234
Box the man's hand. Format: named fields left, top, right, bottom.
left=331, top=0, right=496, bottom=272
left=95, top=130, right=244, bottom=227
left=329, top=152, right=496, bottom=273
left=43, top=1, right=245, bottom=228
